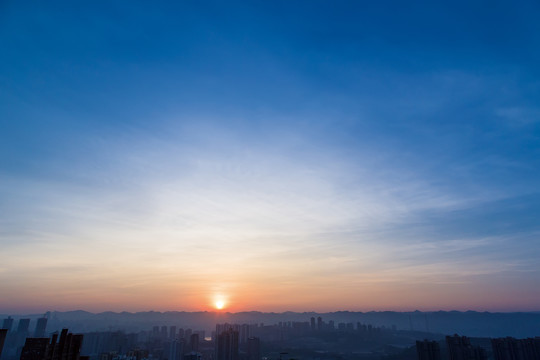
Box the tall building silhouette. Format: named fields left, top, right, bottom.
left=446, top=335, right=487, bottom=360
left=20, top=338, right=50, bottom=360
left=169, top=338, right=184, bottom=360
left=492, top=337, right=540, bottom=360
left=2, top=317, right=14, bottom=331
left=18, top=319, right=31, bottom=334
left=160, top=326, right=168, bottom=340
left=247, top=337, right=260, bottom=360
left=189, top=333, right=199, bottom=352
left=17, top=328, right=83, bottom=360
left=215, top=324, right=249, bottom=344
left=49, top=328, right=84, bottom=360
left=416, top=340, right=441, bottom=360
left=16, top=318, right=32, bottom=351
left=239, top=325, right=249, bottom=344
left=169, top=326, right=177, bottom=340
left=34, top=318, right=48, bottom=338
left=0, top=329, right=7, bottom=359
left=215, top=328, right=239, bottom=360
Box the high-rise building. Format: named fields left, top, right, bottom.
left=161, top=326, right=168, bottom=340
left=0, top=329, right=8, bottom=359
left=169, top=326, right=177, bottom=340
left=446, top=335, right=487, bottom=360
left=247, top=337, right=260, bottom=360
left=416, top=340, right=441, bottom=360
left=522, top=338, right=540, bottom=360
left=317, top=317, right=322, bottom=331
left=16, top=328, right=83, bottom=360
left=169, top=339, right=184, bottom=360
left=239, top=325, right=249, bottom=344
left=20, top=338, right=50, bottom=360
left=310, top=317, right=315, bottom=331
left=2, top=317, right=14, bottom=331
left=35, top=318, right=48, bottom=338
left=18, top=319, right=31, bottom=334
left=492, top=337, right=540, bottom=360
left=216, top=324, right=248, bottom=344
left=48, top=328, right=84, bottom=360
left=189, top=333, right=199, bottom=353
left=17, top=318, right=32, bottom=349
left=215, top=328, right=238, bottom=360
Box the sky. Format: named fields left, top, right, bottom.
left=1, top=1, right=540, bottom=314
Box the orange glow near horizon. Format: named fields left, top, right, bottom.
left=3, top=271, right=540, bottom=314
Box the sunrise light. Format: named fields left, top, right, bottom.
left=215, top=300, right=225, bottom=310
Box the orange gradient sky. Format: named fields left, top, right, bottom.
left=1, top=120, right=540, bottom=314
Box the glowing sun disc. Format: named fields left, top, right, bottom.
left=215, top=300, right=225, bottom=310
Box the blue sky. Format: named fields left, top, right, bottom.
left=1, top=1, right=540, bottom=312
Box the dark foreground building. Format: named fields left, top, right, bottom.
left=416, top=340, right=441, bottom=360
left=247, top=337, right=261, bottom=360
left=492, top=337, right=540, bottom=360
left=446, top=335, right=487, bottom=360
left=215, top=328, right=239, bottom=360
left=1, top=329, right=8, bottom=358
left=19, top=328, right=85, bottom=360
left=20, top=338, right=50, bottom=360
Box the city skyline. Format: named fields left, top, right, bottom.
left=1, top=1, right=540, bottom=313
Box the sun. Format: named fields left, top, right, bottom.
left=215, top=300, right=226, bottom=310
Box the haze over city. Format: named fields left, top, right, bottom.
left=1, top=1, right=540, bottom=315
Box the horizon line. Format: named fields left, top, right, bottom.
left=2, top=309, right=540, bottom=317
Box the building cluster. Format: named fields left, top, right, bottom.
left=1, top=317, right=51, bottom=360
left=3, top=315, right=540, bottom=360
left=0, top=316, right=398, bottom=360
left=0, top=318, right=257, bottom=360
left=19, top=329, right=85, bottom=360
left=214, top=324, right=260, bottom=360
left=244, top=317, right=393, bottom=343
left=491, top=337, right=540, bottom=360
left=446, top=334, right=488, bottom=360
left=0, top=322, right=84, bottom=360
left=74, top=324, right=261, bottom=360
left=417, top=335, right=540, bottom=360
left=82, top=327, right=207, bottom=360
